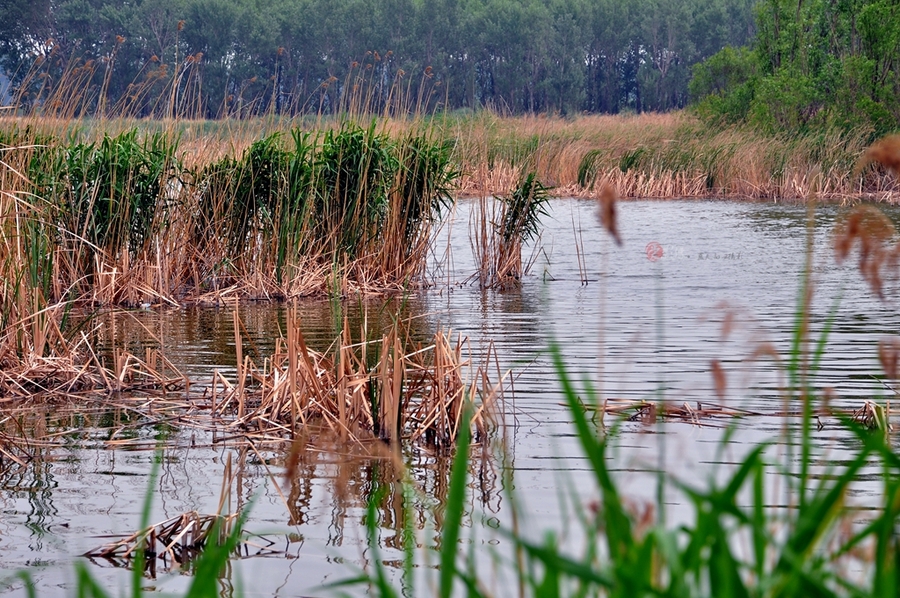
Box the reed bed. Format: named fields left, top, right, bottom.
left=1, top=113, right=894, bottom=369
left=0, top=120, right=456, bottom=308
left=0, top=114, right=458, bottom=402
left=447, top=112, right=900, bottom=201
left=108, top=111, right=900, bottom=201
left=0, top=306, right=505, bottom=463
left=8, top=110, right=896, bottom=215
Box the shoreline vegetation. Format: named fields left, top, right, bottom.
left=1, top=105, right=899, bottom=441
left=1, top=108, right=898, bottom=414
left=451, top=112, right=899, bottom=202
left=6, top=111, right=899, bottom=206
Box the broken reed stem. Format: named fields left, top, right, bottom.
left=287, top=304, right=299, bottom=433
left=234, top=305, right=244, bottom=420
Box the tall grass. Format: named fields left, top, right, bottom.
left=447, top=112, right=897, bottom=201
left=472, top=171, right=551, bottom=288
left=0, top=120, right=458, bottom=308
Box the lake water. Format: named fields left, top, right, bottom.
left=2, top=198, right=898, bottom=596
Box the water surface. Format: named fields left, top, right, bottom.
left=2, top=199, right=898, bottom=596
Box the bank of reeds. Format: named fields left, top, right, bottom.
left=447, top=111, right=900, bottom=201
left=0, top=120, right=456, bottom=310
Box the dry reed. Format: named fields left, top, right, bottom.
left=594, top=397, right=892, bottom=432
left=449, top=112, right=899, bottom=201
left=209, top=307, right=504, bottom=450
left=84, top=511, right=242, bottom=569
left=470, top=172, right=551, bottom=288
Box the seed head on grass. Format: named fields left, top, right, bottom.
left=596, top=184, right=621, bottom=246
left=878, top=337, right=900, bottom=380
left=855, top=134, right=900, bottom=178
left=833, top=205, right=898, bottom=299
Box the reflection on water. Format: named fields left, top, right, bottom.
left=88, top=296, right=434, bottom=380
left=3, top=199, right=900, bottom=595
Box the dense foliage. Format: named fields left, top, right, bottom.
left=691, top=0, right=900, bottom=134
left=0, top=0, right=754, bottom=117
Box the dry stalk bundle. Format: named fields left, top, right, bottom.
left=471, top=172, right=550, bottom=288
left=596, top=398, right=760, bottom=426
left=83, top=509, right=282, bottom=573
left=852, top=400, right=892, bottom=432
left=0, top=345, right=185, bottom=400
left=213, top=311, right=504, bottom=449
left=0, top=306, right=186, bottom=407
left=594, top=397, right=894, bottom=432
left=84, top=511, right=237, bottom=564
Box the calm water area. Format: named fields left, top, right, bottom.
left=2, top=198, right=899, bottom=596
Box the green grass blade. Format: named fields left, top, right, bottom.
left=439, top=406, right=471, bottom=598
left=184, top=508, right=249, bottom=598
left=549, top=344, right=633, bottom=558
left=505, top=531, right=615, bottom=589
left=75, top=562, right=112, bottom=598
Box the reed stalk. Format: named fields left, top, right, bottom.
left=472, top=171, right=551, bottom=289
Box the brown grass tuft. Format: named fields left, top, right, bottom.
left=710, top=359, right=727, bottom=402
left=596, top=184, right=622, bottom=245
left=833, top=205, right=899, bottom=299
left=210, top=309, right=505, bottom=449
left=857, top=134, right=900, bottom=178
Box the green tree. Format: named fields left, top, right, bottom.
left=0, top=0, right=760, bottom=118
left=693, top=0, right=900, bottom=132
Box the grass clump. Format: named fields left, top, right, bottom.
left=189, top=120, right=455, bottom=295
left=1, top=118, right=459, bottom=307
left=472, top=171, right=551, bottom=289
left=59, top=129, right=177, bottom=261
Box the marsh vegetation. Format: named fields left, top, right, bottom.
left=1, top=6, right=900, bottom=590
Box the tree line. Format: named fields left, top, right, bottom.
left=0, top=0, right=755, bottom=118
left=690, top=0, right=900, bottom=134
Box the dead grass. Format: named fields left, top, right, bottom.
left=0, top=306, right=508, bottom=467
left=208, top=305, right=505, bottom=450
left=448, top=112, right=898, bottom=201
left=590, top=397, right=891, bottom=432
